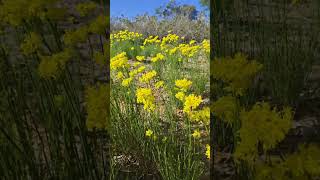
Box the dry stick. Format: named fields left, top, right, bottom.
left=87, top=36, right=95, bottom=79
left=100, top=35, right=104, bottom=53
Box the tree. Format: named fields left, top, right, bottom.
left=155, top=0, right=198, bottom=20
left=199, top=0, right=209, bottom=9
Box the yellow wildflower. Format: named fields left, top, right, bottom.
left=192, top=129, right=201, bottom=139
left=146, top=129, right=153, bottom=137
left=38, top=58, right=59, bottom=79
left=155, top=81, right=164, bottom=89
left=190, top=107, right=210, bottom=125
left=116, top=71, right=124, bottom=79
left=189, top=40, right=196, bottom=45
left=205, top=144, right=210, bottom=159
left=136, top=88, right=155, bottom=112
left=129, top=69, right=139, bottom=77
left=169, top=47, right=178, bottom=55
left=202, top=39, right=210, bottom=54
left=175, top=78, right=192, bottom=92
left=85, top=84, right=110, bottom=131
left=38, top=48, right=72, bottom=79
left=175, top=91, right=185, bottom=101
left=121, top=77, right=133, bottom=87
left=20, top=32, right=42, bottom=55
left=111, top=52, right=129, bottom=70
left=139, top=70, right=157, bottom=83
left=183, top=94, right=203, bottom=113
left=136, top=55, right=145, bottom=61
left=133, top=62, right=141, bottom=67
left=151, top=53, right=165, bottom=62
left=137, top=66, right=146, bottom=73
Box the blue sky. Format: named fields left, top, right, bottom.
left=111, top=0, right=206, bottom=18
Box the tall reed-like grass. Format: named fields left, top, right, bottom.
left=0, top=0, right=111, bottom=179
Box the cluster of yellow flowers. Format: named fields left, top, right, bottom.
left=206, top=144, right=211, bottom=159
left=63, top=14, right=108, bottom=46
left=176, top=91, right=210, bottom=125
left=183, top=94, right=203, bottom=114
left=211, top=95, right=237, bottom=125
left=121, top=77, right=133, bottom=87
left=136, top=55, right=145, bottom=61
left=189, top=107, right=210, bottom=125
left=174, top=78, right=210, bottom=125
left=192, top=129, right=201, bottom=138
left=20, top=32, right=42, bottom=55
left=178, top=43, right=201, bottom=58
left=85, top=84, right=110, bottom=131
left=173, top=78, right=210, bottom=160
left=160, top=33, right=179, bottom=47
left=143, top=35, right=161, bottom=45
left=38, top=48, right=73, bottom=79
left=211, top=53, right=263, bottom=95
left=111, top=30, right=143, bottom=44
left=150, top=53, right=165, bottom=62
left=175, top=78, right=193, bottom=92
left=136, top=88, right=156, bottom=112
left=145, top=129, right=157, bottom=141
left=202, top=39, right=210, bottom=54
left=234, top=103, right=293, bottom=165
left=110, top=52, right=129, bottom=70
left=155, top=81, right=164, bottom=89
left=139, top=70, right=157, bottom=83
left=255, top=144, right=320, bottom=179
left=111, top=30, right=209, bottom=62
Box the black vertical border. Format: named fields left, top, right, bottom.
left=105, top=0, right=111, bottom=177
left=210, top=0, right=223, bottom=179
left=210, top=0, right=214, bottom=179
